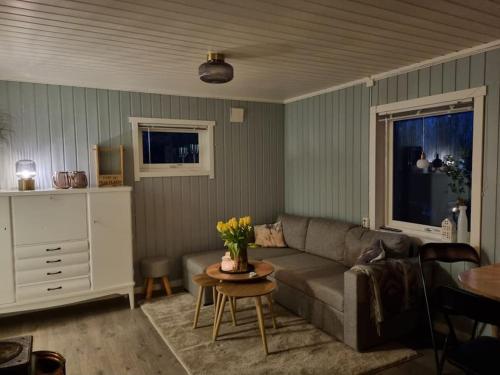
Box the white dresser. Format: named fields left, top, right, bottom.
left=0, top=187, right=135, bottom=314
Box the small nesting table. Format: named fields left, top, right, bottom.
left=206, top=261, right=277, bottom=355
left=192, top=273, right=219, bottom=329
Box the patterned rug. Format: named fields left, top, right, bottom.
left=141, top=293, right=418, bottom=375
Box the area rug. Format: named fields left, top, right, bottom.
left=141, top=293, right=418, bottom=375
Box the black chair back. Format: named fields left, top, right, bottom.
left=418, top=243, right=480, bottom=265
left=417, top=242, right=481, bottom=374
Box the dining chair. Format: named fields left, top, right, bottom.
left=433, top=285, right=500, bottom=374
left=417, top=242, right=481, bottom=374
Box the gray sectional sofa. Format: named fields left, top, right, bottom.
left=182, top=214, right=417, bottom=351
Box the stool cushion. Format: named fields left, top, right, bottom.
left=141, top=256, right=170, bottom=278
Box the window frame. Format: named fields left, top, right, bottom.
left=130, top=117, right=215, bottom=180
left=369, top=87, right=486, bottom=248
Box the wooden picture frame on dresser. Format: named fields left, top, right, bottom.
left=0, top=187, right=135, bottom=315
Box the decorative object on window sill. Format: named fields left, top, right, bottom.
left=15, top=159, right=36, bottom=191
left=52, top=171, right=71, bottom=189
left=457, top=205, right=470, bottom=243
left=93, top=145, right=124, bottom=187
left=441, top=217, right=457, bottom=242
left=416, top=151, right=429, bottom=170
left=216, top=216, right=252, bottom=273
left=198, top=52, right=233, bottom=84
left=189, top=144, right=199, bottom=163
left=69, top=171, right=88, bottom=188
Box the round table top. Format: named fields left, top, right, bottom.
left=206, top=261, right=274, bottom=282
left=216, top=279, right=276, bottom=298
left=458, top=263, right=500, bottom=302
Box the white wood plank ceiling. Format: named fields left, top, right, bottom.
left=0, top=0, right=499, bottom=102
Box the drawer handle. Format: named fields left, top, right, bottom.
left=46, top=259, right=61, bottom=264
left=47, top=271, right=62, bottom=276
left=47, top=286, right=62, bottom=291
left=46, top=247, right=62, bottom=252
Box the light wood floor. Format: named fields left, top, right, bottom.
left=0, top=293, right=461, bottom=375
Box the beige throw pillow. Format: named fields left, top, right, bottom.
left=254, top=222, right=287, bottom=248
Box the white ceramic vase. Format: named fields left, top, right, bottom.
left=457, top=205, right=469, bottom=243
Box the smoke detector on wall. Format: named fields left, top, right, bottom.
left=198, top=52, right=234, bottom=84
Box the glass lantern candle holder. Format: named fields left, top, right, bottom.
left=16, top=159, right=36, bottom=191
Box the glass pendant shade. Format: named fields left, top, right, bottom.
left=198, top=53, right=233, bottom=84
left=416, top=152, right=429, bottom=169
left=15, top=159, right=36, bottom=179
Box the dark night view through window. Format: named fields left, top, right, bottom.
left=392, top=111, right=473, bottom=227
left=142, top=130, right=199, bottom=164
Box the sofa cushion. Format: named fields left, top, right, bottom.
left=305, top=218, right=356, bottom=261
left=278, top=214, right=309, bottom=250
left=248, top=247, right=301, bottom=261
left=183, top=250, right=222, bottom=276
left=263, top=253, right=347, bottom=311
left=344, top=227, right=411, bottom=267
left=263, top=252, right=333, bottom=272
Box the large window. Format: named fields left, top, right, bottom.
left=130, top=118, right=215, bottom=180
left=390, top=111, right=473, bottom=231
left=369, top=87, right=485, bottom=246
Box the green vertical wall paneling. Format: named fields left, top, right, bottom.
left=484, top=49, right=500, bottom=266
left=0, top=81, right=284, bottom=281
left=284, top=49, right=500, bottom=270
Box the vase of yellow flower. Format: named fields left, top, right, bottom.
left=216, top=216, right=252, bottom=273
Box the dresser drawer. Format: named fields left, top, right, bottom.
left=16, top=277, right=90, bottom=301
left=12, top=194, right=88, bottom=245
left=15, top=240, right=88, bottom=260
left=16, top=263, right=90, bottom=285
left=16, top=251, right=89, bottom=271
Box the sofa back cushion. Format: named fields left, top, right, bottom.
left=344, top=227, right=411, bottom=267
left=305, top=218, right=356, bottom=261
left=279, top=214, right=309, bottom=251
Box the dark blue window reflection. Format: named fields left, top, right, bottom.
left=142, top=131, right=199, bottom=164
left=393, top=111, right=473, bottom=227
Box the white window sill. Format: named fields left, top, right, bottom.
left=378, top=226, right=451, bottom=244
left=137, top=170, right=212, bottom=178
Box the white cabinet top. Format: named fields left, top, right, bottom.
left=0, top=187, right=132, bottom=197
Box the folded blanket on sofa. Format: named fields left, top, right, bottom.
left=351, top=258, right=420, bottom=334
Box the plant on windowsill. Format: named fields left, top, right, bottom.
left=442, top=153, right=471, bottom=243
left=441, top=154, right=471, bottom=206
left=216, top=216, right=253, bottom=273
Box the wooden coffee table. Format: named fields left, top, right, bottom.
left=213, top=279, right=277, bottom=355
left=205, top=260, right=274, bottom=282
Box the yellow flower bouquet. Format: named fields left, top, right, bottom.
left=216, top=216, right=252, bottom=272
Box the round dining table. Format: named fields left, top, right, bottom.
left=458, top=263, right=500, bottom=337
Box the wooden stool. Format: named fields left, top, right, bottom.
left=141, top=256, right=172, bottom=301
left=214, top=280, right=277, bottom=355
left=192, top=273, right=219, bottom=329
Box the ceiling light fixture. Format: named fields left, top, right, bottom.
left=198, top=52, right=233, bottom=84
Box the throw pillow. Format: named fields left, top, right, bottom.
left=355, top=239, right=386, bottom=265
left=254, top=222, right=287, bottom=248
